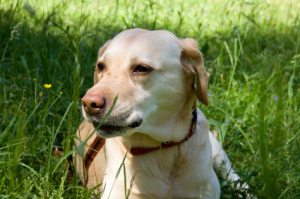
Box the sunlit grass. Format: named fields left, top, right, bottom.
left=0, top=0, right=299, bottom=198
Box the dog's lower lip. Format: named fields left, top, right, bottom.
left=93, top=122, right=122, bottom=131
left=92, top=119, right=142, bottom=131
left=128, top=119, right=143, bottom=128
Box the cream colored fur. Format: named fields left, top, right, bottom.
left=75, top=29, right=243, bottom=199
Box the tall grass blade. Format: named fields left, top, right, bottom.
left=107, top=152, right=128, bottom=199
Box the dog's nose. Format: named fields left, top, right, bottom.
left=81, top=94, right=105, bottom=115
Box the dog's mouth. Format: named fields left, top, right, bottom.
left=92, top=119, right=143, bottom=137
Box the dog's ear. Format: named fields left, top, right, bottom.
left=180, top=38, right=209, bottom=106
left=94, top=40, right=111, bottom=84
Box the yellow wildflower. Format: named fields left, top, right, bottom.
left=60, top=91, right=63, bottom=95
left=44, top=84, right=52, bottom=89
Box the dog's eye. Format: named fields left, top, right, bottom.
left=97, top=63, right=104, bottom=71
left=133, top=65, right=152, bottom=74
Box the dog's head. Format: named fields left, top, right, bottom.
left=82, top=29, right=208, bottom=141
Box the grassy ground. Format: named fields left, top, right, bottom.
left=0, top=0, right=299, bottom=198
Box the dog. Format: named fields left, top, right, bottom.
left=74, top=28, right=244, bottom=199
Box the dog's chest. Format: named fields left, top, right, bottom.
left=103, top=132, right=212, bottom=198
left=105, top=144, right=204, bottom=198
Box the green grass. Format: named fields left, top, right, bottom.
left=0, top=0, right=299, bottom=198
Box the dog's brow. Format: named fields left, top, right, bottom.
left=130, top=57, right=155, bottom=68
left=97, top=56, right=112, bottom=67
left=97, top=56, right=104, bottom=63
left=131, top=57, right=148, bottom=65
left=130, top=57, right=139, bottom=63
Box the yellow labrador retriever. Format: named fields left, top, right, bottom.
left=75, top=29, right=242, bottom=199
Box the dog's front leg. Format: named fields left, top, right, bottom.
left=209, top=132, right=241, bottom=182
left=209, top=132, right=250, bottom=191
